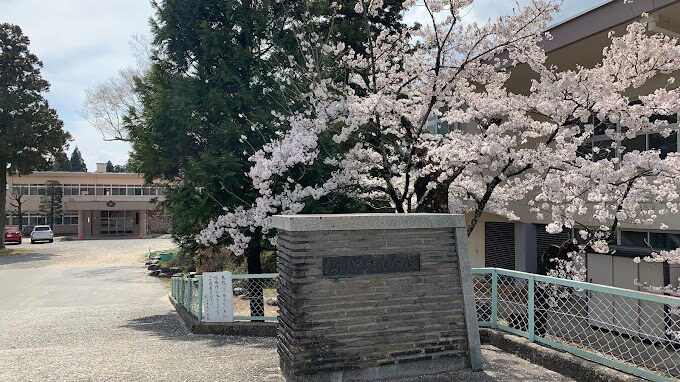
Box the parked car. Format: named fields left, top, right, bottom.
left=4, top=226, right=22, bottom=245
left=30, top=225, right=54, bottom=244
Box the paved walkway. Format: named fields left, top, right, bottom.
left=0, top=239, right=573, bottom=381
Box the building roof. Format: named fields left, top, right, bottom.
left=545, top=0, right=680, bottom=52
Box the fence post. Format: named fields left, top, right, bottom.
left=181, top=277, right=186, bottom=306
left=197, top=275, right=203, bottom=321
left=171, top=278, right=175, bottom=299
left=527, top=274, right=535, bottom=342
left=188, top=278, right=193, bottom=314
left=491, top=268, right=498, bottom=329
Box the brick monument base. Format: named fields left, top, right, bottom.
left=272, top=213, right=482, bottom=382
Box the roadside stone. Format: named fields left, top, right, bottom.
left=265, top=297, right=278, bottom=306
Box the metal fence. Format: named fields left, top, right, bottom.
left=171, top=273, right=279, bottom=322
left=472, top=267, right=680, bottom=382
left=171, top=275, right=203, bottom=319
left=232, top=274, right=279, bottom=321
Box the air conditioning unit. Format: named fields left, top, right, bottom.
left=81, top=191, right=89, bottom=196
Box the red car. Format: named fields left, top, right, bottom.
left=4, top=226, right=22, bottom=245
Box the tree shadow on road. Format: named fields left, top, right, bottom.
left=120, top=312, right=278, bottom=349
left=0, top=251, right=55, bottom=268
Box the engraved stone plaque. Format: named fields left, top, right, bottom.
left=322, top=254, right=420, bottom=277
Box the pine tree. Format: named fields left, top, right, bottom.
left=39, top=180, right=63, bottom=228
left=0, top=24, right=70, bottom=248
left=106, top=161, right=114, bottom=172
left=52, top=152, right=71, bottom=171
left=113, top=164, right=127, bottom=173
left=69, top=147, right=87, bottom=172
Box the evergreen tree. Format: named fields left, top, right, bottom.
left=69, top=147, right=87, bottom=172
left=112, top=164, right=127, bottom=173
left=106, top=161, right=114, bottom=172
left=0, top=24, right=70, bottom=248
left=129, top=0, right=293, bottom=250
left=39, top=180, right=63, bottom=228
left=52, top=152, right=72, bottom=171
left=129, top=0, right=403, bottom=244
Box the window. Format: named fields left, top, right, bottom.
left=28, top=184, right=46, bottom=196
left=650, top=232, right=680, bottom=250
left=60, top=212, right=78, bottom=226
left=621, top=230, right=680, bottom=250
left=11, top=185, right=29, bottom=195
left=649, top=131, right=678, bottom=159
left=620, top=231, right=648, bottom=247
left=621, top=135, right=646, bottom=154
left=579, top=105, right=678, bottom=161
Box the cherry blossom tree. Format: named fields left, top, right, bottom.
left=200, top=0, right=680, bottom=296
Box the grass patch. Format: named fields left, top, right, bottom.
left=0, top=247, right=29, bottom=256
left=149, top=247, right=179, bottom=256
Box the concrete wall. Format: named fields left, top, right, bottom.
left=273, top=214, right=481, bottom=382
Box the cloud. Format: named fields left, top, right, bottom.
left=2, top=0, right=152, bottom=170
left=405, top=0, right=602, bottom=27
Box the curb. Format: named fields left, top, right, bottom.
left=479, top=328, right=643, bottom=382
left=169, top=296, right=277, bottom=337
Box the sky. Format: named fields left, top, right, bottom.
left=1, top=0, right=603, bottom=171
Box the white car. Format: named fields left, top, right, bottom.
left=30, top=225, right=54, bottom=244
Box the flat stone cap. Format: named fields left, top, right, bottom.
left=271, top=213, right=465, bottom=232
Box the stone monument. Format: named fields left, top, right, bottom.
left=272, top=213, right=482, bottom=382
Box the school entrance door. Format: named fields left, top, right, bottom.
left=100, top=211, right=135, bottom=235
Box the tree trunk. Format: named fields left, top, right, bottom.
left=534, top=241, right=578, bottom=336
left=16, top=201, right=22, bottom=231
left=246, top=228, right=264, bottom=319
left=0, top=163, right=7, bottom=250
left=414, top=176, right=449, bottom=213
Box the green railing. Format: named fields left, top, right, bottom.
left=171, top=275, right=203, bottom=320
left=472, top=267, right=680, bottom=382
left=170, top=273, right=278, bottom=322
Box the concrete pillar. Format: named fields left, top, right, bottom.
left=272, top=213, right=482, bottom=382
left=77, top=210, right=85, bottom=239
left=139, top=210, right=147, bottom=238
left=515, top=223, right=537, bottom=273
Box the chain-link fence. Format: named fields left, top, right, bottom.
left=232, top=274, right=279, bottom=321
left=171, top=273, right=279, bottom=322
left=472, top=268, right=680, bottom=382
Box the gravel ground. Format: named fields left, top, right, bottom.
left=0, top=237, right=175, bottom=269
left=0, top=239, right=574, bottom=382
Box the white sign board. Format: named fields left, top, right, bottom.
left=202, top=271, right=234, bottom=322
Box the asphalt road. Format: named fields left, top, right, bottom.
left=0, top=238, right=282, bottom=382
left=0, top=238, right=573, bottom=382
